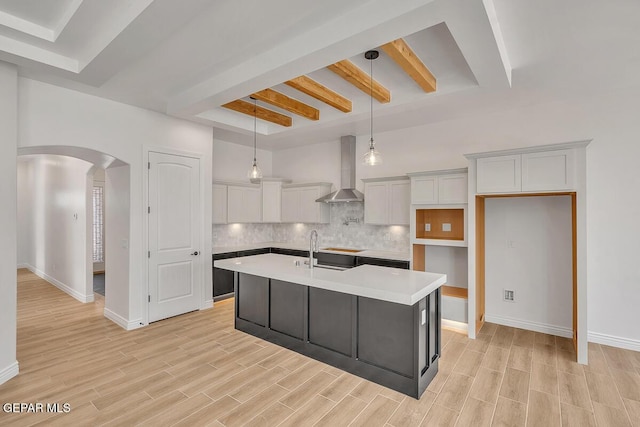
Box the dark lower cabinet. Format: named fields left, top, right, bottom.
left=213, top=252, right=238, bottom=300
left=236, top=273, right=268, bottom=326
left=270, top=279, right=304, bottom=340
left=308, top=288, right=353, bottom=356
left=356, top=256, right=410, bottom=270
left=234, top=272, right=441, bottom=399
left=270, top=247, right=309, bottom=258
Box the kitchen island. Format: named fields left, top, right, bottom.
left=214, top=253, right=446, bottom=399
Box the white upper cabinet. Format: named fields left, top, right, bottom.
left=227, top=183, right=261, bottom=223
left=438, top=174, right=468, bottom=204
left=363, top=177, right=410, bottom=225
left=389, top=180, right=411, bottom=225
left=521, top=149, right=575, bottom=191
left=474, top=147, right=578, bottom=194
left=477, top=155, right=521, bottom=193
left=212, top=183, right=227, bottom=224
left=410, top=176, right=438, bottom=204
left=408, top=169, right=468, bottom=205
left=280, top=183, right=331, bottom=224
left=261, top=179, right=291, bottom=223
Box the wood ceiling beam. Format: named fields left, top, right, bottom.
left=327, top=60, right=390, bottom=103
left=381, top=38, right=436, bottom=93
left=251, top=88, right=319, bottom=121
left=284, top=76, right=352, bottom=113
left=222, top=99, right=292, bottom=127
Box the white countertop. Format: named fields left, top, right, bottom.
left=214, top=253, right=445, bottom=306
left=212, top=242, right=410, bottom=262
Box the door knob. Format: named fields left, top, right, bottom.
left=191, top=251, right=199, bottom=256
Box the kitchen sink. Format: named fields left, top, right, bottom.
left=322, top=247, right=363, bottom=253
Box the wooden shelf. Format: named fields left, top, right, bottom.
left=411, top=238, right=467, bottom=248
left=416, top=208, right=464, bottom=240
left=442, top=286, right=468, bottom=299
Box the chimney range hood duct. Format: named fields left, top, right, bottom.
left=316, top=135, right=364, bottom=203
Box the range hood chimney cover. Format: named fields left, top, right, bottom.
left=315, top=135, right=364, bottom=203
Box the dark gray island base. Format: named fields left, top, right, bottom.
left=233, top=271, right=441, bottom=399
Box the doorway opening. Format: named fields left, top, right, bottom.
left=475, top=192, right=577, bottom=354
left=17, top=146, right=129, bottom=323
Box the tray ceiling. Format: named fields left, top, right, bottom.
left=1, top=0, right=637, bottom=150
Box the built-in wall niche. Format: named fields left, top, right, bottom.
left=425, top=245, right=468, bottom=289
left=415, top=208, right=464, bottom=240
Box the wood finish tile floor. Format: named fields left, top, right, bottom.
left=2, top=269, right=640, bottom=426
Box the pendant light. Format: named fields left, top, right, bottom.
left=363, top=50, right=382, bottom=166
left=247, top=97, right=263, bottom=183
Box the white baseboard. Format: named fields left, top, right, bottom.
left=103, top=308, right=144, bottom=331
left=201, top=299, right=213, bottom=310
left=442, top=319, right=468, bottom=334
left=16, top=263, right=28, bottom=269
left=0, top=361, right=19, bottom=385
left=24, top=264, right=93, bottom=303
left=485, top=314, right=573, bottom=338
left=588, top=331, right=640, bottom=352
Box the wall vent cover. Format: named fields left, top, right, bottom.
left=503, top=289, right=515, bottom=302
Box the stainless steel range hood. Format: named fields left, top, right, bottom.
left=316, top=135, right=364, bottom=203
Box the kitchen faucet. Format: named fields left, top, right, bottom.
left=309, top=229, right=318, bottom=269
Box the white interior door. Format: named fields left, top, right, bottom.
left=148, top=152, right=201, bottom=322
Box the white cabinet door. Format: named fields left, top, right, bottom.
left=281, top=188, right=298, bottom=223
left=212, top=184, right=227, bottom=224
left=477, top=155, right=522, bottom=193
left=389, top=181, right=410, bottom=225
left=438, top=174, right=467, bottom=204
left=298, top=187, right=320, bottom=223
left=244, top=187, right=262, bottom=223
left=226, top=186, right=245, bottom=223
left=521, top=149, right=575, bottom=191
left=262, top=181, right=282, bottom=223
left=227, top=185, right=261, bottom=223
left=364, top=182, right=389, bottom=224
left=411, top=176, right=438, bottom=204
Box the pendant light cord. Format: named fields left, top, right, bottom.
left=370, top=55, right=374, bottom=148
left=253, top=98, right=257, bottom=163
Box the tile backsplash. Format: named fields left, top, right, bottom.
left=213, top=203, right=409, bottom=252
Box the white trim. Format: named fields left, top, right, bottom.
left=103, top=308, right=144, bottom=331
left=442, top=319, right=468, bottom=334
left=16, top=263, right=28, bottom=269
left=406, top=168, right=468, bottom=177
left=0, top=361, right=19, bottom=385
left=588, top=331, right=640, bottom=352
left=485, top=314, right=573, bottom=338
left=24, top=264, right=94, bottom=303
left=201, top=299, right=213, bottom=310
left=465, top=140, right=592, bottom=159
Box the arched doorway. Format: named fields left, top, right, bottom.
left=17, top=146, right=130, bottom=323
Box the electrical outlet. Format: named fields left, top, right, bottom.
left=442, top=223, right=451, bottom=232
left=503, top=289, right=515, bottom=302
left=424, top=223, right=431, bottom=232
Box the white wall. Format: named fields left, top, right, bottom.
left=18, top=78, right=213, bottom=326
left=18, top=155, right=94, bottom=303
left=0, top=61, right=18, bottom=384
left=271, top=89, right=640, bottom=347
left=17, top=161, right=31, bottom=267
left=213, top=138, right=273, bottom=181
left=272, top=140, right=340, bottom=191
left=104, top=165, right=131, bottom=323
left=484, top=196, right=573, bottom=334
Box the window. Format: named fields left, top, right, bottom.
left=93, top=185, right=104, bottom=263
